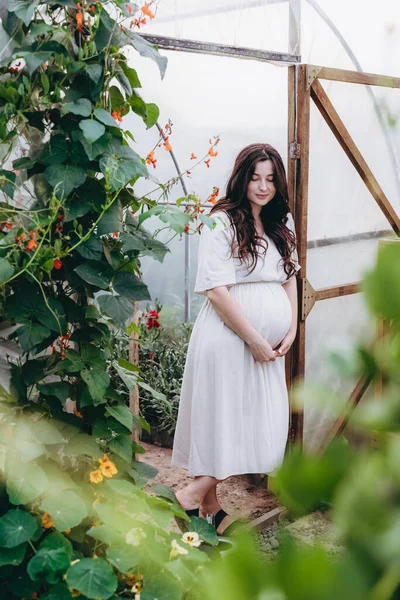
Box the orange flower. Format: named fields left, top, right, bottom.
left=1, top=222, right=13, bottom=230
left=141, top=2, right=155, bottom=18
left=208, top=147, right=218, bottom=157
left=26, top=239, right=37, bottom=251
left=64, top=529, right=71, bottom=534
left=146, top=150, right=157, bottom=168
left=90, top=469, right=103, bottom=484
left=190, top=153, right=197, bottom=160
left=76, top=11, right=83, bottom=33
left=111, top=110, right=123, bottom=122
left=208, top=186, right=220, bottom=204
left=164, top=137, right=172, bottom=152
left=53, top=259, right=62, bottom=270
left=73, top=407, right=83, bottom=419
left=42, top=512, right=54, bottom=529
left=204, top=159, right=211, bottom=168
left=98, top=455, right=118, bottom=478
left=126, top=3, right=133, bottom=13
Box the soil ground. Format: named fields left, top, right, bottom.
left=140, top=442, right=280, bottom=521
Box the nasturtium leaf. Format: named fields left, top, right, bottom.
left=74, top=261, right=113, bottom=289
left=76, top=237, right=103, bottom=260
left=113, top=271, right=151, bottom=301
left=0, top=543, right=26, bottom=567
left=0, top=258, right=14, bottom=282
left=362, top=243, right=400, bottom=323
left=97, top=294, right=133, bottom=326
left=129, top=31, right=168, bottom=79
left=106, top=544, right=140, bottom=574
left=17, top=322, right=51, bottom=352
left=85, top=64, right=102, bottom=83
left=27, top=532, right=73, bottom=583
left=41, top=583, right=74, bottom=600
left=151, top=483, right=178, bottom=505
left=32, top=420, right=66, bottom=444
left=40, top=491, right=88, bottom=531
left=63, top=433, right=101, bottom=458
left=6, top=461, right=48, bottom=505
left=79, top=119, right=105, bottom=144
left=38, top=135, right=68, bottom=166
left=63, top=98, right=92, bottom=117
left=0, top=169, right=16, bottom=199
left=99, top=140, right=148, bottom=191
left=131, top=460, right=158, bottom=481
left=81, top=369, right=110, bottom=405
left=106, top=404, right=133, bottom=431
left=144, top=103, right=160, bottom=129
left=9, top=0, right=40, bottom=25
left=45, top=165, right=86, bottom=198
left=87, top=524, right=121, bottom=546
left=66, top=557, right=118, bottom=599
left=94, top=108, right=118, bottom=128
left=139, top=572, right=183, bottom=600
left=0, top=510, right=38, bottom=548
left=187, top=516, right=219, bottom=546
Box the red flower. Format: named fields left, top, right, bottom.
left=184, top=225, right=190, bottom=233
left=149, top=310, right=159, bottom=318
left=149, top=353, right=155, bottom=359
left=53, top=259, right=62, bottom=270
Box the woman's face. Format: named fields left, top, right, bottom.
left=247, top=159, right=276, bottom=212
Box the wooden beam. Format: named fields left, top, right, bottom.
left=309, top=65, right=400, bottom=89
left=311, top=79, right=400, bottom=235
left=315, top=282, right=360, bottom=301
left=317, top=374, right=373, bottom=455
left=248, top=506, right=287, bottom=531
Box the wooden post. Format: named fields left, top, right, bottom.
left=129, top=302, right=140, bottom=448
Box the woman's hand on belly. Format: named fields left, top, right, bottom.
left=248, top=335, right=277, bottom=363
left=274, top=330, right=296, bottom=356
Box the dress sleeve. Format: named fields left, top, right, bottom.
left=194, top=212, right=237, bottom=295
left=286, top=212, right=301, bottom=277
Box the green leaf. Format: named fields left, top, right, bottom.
left=76, top=237, right=103, bottom=260
left=119, top=62, right=142, bottom=88
left=17, top=322, right=51, bottom=352
left=0, top=169, right=16, bottom=199
left=113, top=271, right=151, bottom=301
left=41, top=583, right=73, bottom=600
left=40, top=491, right=88, bottom=531
left=97, top=294, right=133, bottom=326
left=79, top=119, right=105, bottom=144
left=106, top=404, right=133, bottom=431
left=66, top=558, right=117, bottom=599
left=140, top=572, right=182, bottom=600
left=38, top=382, right=72, bottom=404
left=0, top=258, right=14, bottom=282
left=362, top=243, right=400, bottom=322
left=13, top=156, right=35, bottom=170
left=63, top=98, right=92, bottom=117
left=27, top=532, right=72, bottom=583
left=7, top=460, right=48, bottom=505
left=97, top=200, right=123, bottom=236
left=159, top=207, right=192, bottom=233
left=80, top=132, right=111, bottom=161
left=106, top=544, right=139, bottom=574
left=85, top=64, right=102, bottom=84
left=117, top=357, right=139, bottom=372
left=81, top=369, right=110, bottom=405
left=109, top=86, right=125, bottom=112
left=129, top=31, right=168, bottom=79
left=74, top=261, right=113, bottom=289
left=144, top=103, right=160, bottom=129
left=109, top=435, right=133, bottom=463
left=63, top=433, right=101, bottom=459
left=0, top=510, right=38, bottom=548
left=38, top=135, right=68, bottom=166
left=94, top=108, right=118, bottom=128
left=187, top=516, right=219, bottom=546
left=23, top=51, right=53, bottom=75
left=87, top=524, right=121, bottom=546
left=9, top=0, right=40, bottom=25
left=32, top=420, right=66, bottom=444
left=138, top=381, right=167, bottom=403
left=99, top=140, right=148, bottom=192
left=45, top=165, right=86, bottom=199
left=0, top=543, right=26, bottom=567
left=129, top=93, right=147, bottom=118
left=151, top=483, right=178, bottom=505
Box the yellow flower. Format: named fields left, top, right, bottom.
left=181, top=531, right=202, bottom=547
left=90, top=469, right=103, bottom=484
left=70, top=590, right=81, bottom=598
left=64, top=529, right=71, bottom=535
left=99, top=460, right=118, bottom=478
left=125, top=527, right=147, bottom=546
left=169, top=539, right=188, bottom=559
left=41, top=512, right=54, bottom=529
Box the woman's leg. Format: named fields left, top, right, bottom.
left=200, top=482, right=221, bottom=517
left=176, top=476, right=219, bottom=510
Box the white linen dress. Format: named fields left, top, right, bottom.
left=171, top=211, right=301, bottom=480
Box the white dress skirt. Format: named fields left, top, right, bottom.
left=171, top=211, right=301, bottom=480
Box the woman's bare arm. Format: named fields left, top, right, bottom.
left=206, top=286, right=277, bottom=362
left=281, top=276, right=298, bottom=335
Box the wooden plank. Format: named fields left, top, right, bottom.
left=317, top=374, right=373, bottom=455
left=141, top=34, right=301, bottom=64
left=310, top=65, right=400, bottom=89
left=311, top=79, right=400, bottom=235
left=288, top=64, right=311, bottom=449
left=248, top=506, right=287, bottom=531
left=315, top=282, right=360, bottom=301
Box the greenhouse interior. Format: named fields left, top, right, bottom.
left=0, top=0, right=399, bottom=598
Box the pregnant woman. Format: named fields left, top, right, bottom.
left=171, top=143, right=301, bottom=534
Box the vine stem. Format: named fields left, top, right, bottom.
left=26, top=270, right=62, bottom=334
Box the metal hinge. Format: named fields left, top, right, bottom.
left=289, top=142, right=301, bottom=160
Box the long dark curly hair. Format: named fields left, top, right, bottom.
left=210, top=143, right=298, bottom=278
